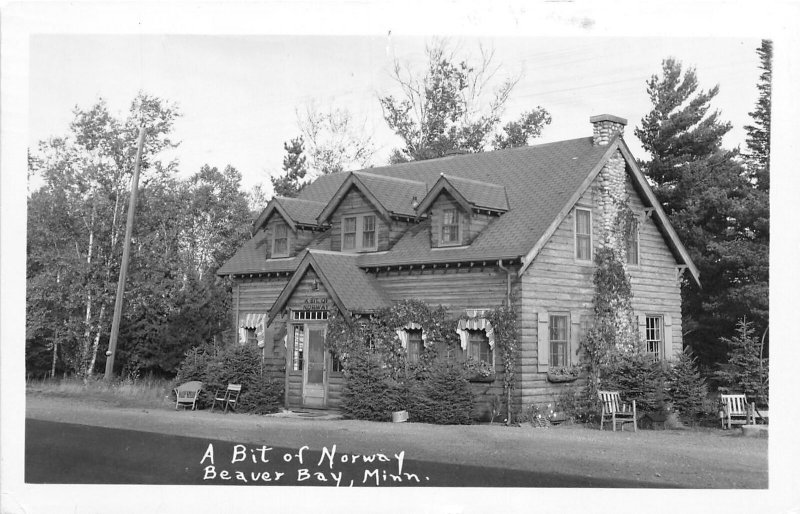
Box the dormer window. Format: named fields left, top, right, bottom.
left=343, top=217, right=357, bottom=250
left=273, top=222, right=289, bottom=257
left=441, top=208, right=460, bottom=245
left=362, top=215, right=376, bottom=249
left=342, top=214, right=378, bottom=252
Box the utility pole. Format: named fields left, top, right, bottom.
left=104, top=126, right=146, bottom=380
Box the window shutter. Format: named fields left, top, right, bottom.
left=570, top=314, right=581, bottom=365
left=663, top=314, right=673, bottom=359
left=537, top=311, right=549, bottom=372
left=637, top=314, right=646, bottom=348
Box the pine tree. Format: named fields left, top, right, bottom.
left=744, top=39, right=771, bottom=192
left=714, top=318, right=768, bottom=406
left=270, top=136, right=307, bottom=198
left=666, top=349, right=708, bottom=423
left=635, top=58, right=767, bottom=369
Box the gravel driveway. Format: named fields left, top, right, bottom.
left=25, top=392, right=767, bottom=488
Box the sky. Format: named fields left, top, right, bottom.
left=28, top=34, right=762, bottom=194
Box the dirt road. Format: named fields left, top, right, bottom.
left=25, top=393, right=767, bottom=488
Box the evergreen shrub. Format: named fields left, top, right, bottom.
left=665, top=349, right=709, bottom=423
left=406, top=359, right=474, bottom=425
left=174, top=343, right=283, bottom=413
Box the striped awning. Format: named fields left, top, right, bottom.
left=239, top=313, right=266, bottom=329
left=455, top=317, right=495, bottom=351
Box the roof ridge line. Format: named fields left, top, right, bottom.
left=441, top=174, right=506, bottom=188
left=353, top=170, right=427, bottom=185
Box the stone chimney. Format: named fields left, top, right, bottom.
left=590, top=114, right=627, bottom=146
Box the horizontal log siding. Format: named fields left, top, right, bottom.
left=374, top=265, right=516, bottom=311
left=328, top=188, right=390, bottom=252
left=625, top=179, right=683, bottom=358
left=374, top=264, right=524, bottom=416
left=287, top=373, right=303, bottom=408
left=326, top=374, right=345, bottom=408
left=520, top=163, right=683, bottom=407
left=234, top=277, right=289, bottom=363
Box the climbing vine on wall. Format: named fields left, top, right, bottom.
left=485, top=304, right=519, bottom=425
left=581, top=198, right=641, bottom=407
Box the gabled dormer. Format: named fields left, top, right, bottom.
left=316, top=171, right=428, bottom=253
left=253, top=197, right=327, bottom=259
left=414, top=174, right=509, bottom=248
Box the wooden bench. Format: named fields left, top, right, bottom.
left=599, top=390, right=637, bottom=432
left=720, top=394, right=755, bottom=429
left=174, top=381, right=203, bottom=410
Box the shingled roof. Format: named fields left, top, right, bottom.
left=414, top=173, right=509, bottom=215
left=253, top=196, right=327, bottom=231
left=267, top=249, right=391, bottom=322
left=316, top=171, right=428, bottom=222
left=219, top=134, right=699, bottom=285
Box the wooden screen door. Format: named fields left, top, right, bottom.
left=302, top=325, right=326, bottom=407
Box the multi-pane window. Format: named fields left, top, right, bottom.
left=627, top=221, right=639, bottom=265
left=331, top=353, right=343, bottom=373
left=645, top=316, right=663, bottom=360
left=407, top=330, right=424, bottom=364
left=342, top=215, right=377, bottom=252
left=292, top=325, right=304, bottom=371
left=549, top=314, right=569, bottom=366
left=441, top=208, right=460, bottom=244
left=469, top=330, right=492, bottom=365
left=273, top=222, right=289, bottom=257
left=343, top=216, right=357, bottom=250
left=575, top=208, right=592, bottom=260
left=245, top=328, right=258, bottom=346
left=362, top=215, right=376, bottom=249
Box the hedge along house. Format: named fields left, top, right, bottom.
left=217, top=114, right=700, bottom=413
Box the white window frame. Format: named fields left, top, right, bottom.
left=441, top=208, right=461, bottom=245
left=406, top=329, right=424, bottom=364
left=575, top=208, right=592, bottom=261
left=467, top=329, right=493, bottom=366
left=341, top=214, right=378, bottom=252
left=548, top=313, right=570, bottom=367
left=272, top=221, right=289, bottom=258
left=627, top=219, right=640, bottom=266
left=645, top=315, right=663, bottom=361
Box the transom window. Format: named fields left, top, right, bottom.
left=627, top=220, right=639, bottom=265
left=549, top=314, right=569, bottom=366
left=468, top=330, right=492, bottom=365
left=441, top=208, right=460, bottom=245
left=407, top=329, right=424, bottom=364
left=292, top=325, right=304, bottom=371
left=273, top=222, right=289, bottom=257
left=292, top=310, right=329, bottom=321
left=575, top=208, right=592, bottom=260
left=342, top=214, right=378, bottom=252
left=645, top=316, right=663, bottom=360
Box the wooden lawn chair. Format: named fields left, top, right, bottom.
left=211, top=384, right=242, bottom=413
left=174, top=381, right=203, bottom=410
left=720, top=394, right=754, bottom=429
left=599, top=390, right=637, bottom=432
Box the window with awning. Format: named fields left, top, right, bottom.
left=238, top=313, right=266, bottom=347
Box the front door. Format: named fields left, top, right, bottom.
left=302, top=324, right=326, bottom=407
